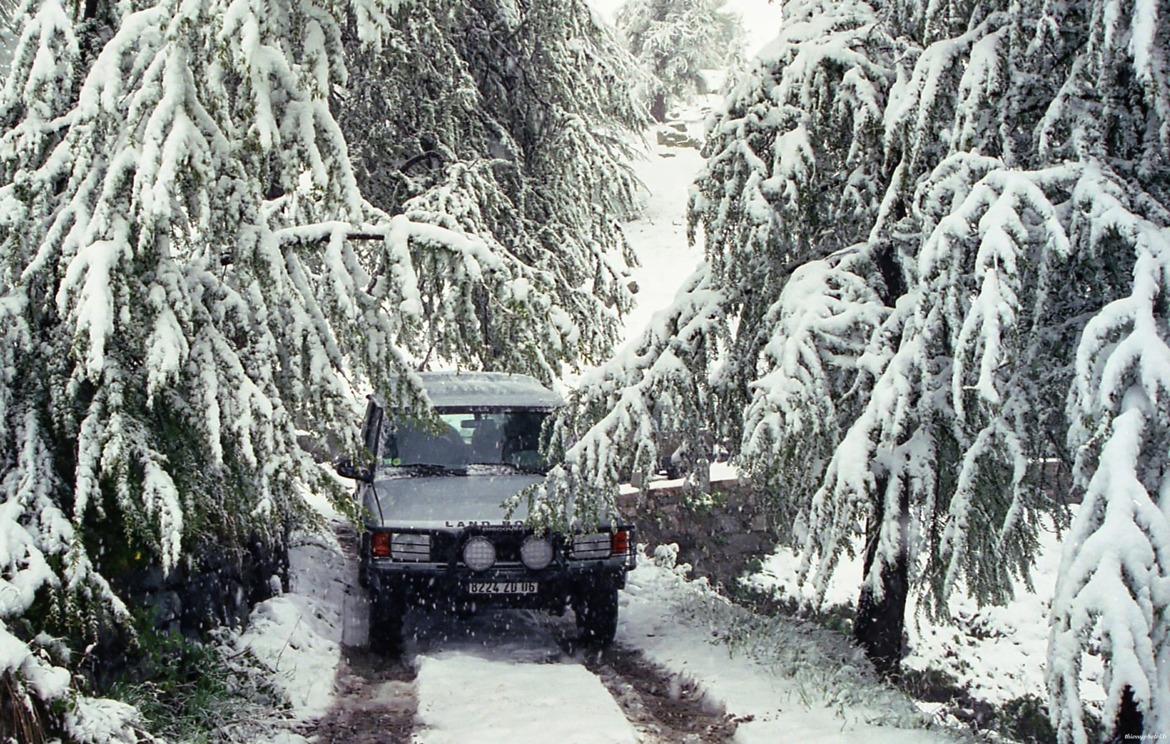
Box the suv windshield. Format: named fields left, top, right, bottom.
left=378, top=410, right=549, bottom=473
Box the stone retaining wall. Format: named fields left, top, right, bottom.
left=89, top=537, right=288, bottom=692
left=619, top=477, right=773, bottom=591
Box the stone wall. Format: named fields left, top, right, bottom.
left=127, top=537, right=288, bottom=634
left=619, top=476, right=773, bottom=591
left=620, top=459, right=1075, bottom=594
left=89, top=537, right=288, bottom=692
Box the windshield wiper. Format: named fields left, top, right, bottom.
left=467, top=461, right=548, bottom=476
left=385, top=463, right=466, bottom=475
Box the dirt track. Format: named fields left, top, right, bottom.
left=304, top=635, right=742, bottom=743
left=302, top=527, right=741, bottom=743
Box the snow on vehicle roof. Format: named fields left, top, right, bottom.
left=416, top=371, right=563, bottom=409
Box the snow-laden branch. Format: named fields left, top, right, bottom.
left=1048, top=165, right=1170, bottom=740
left=740, top=247, right=888, bottom=541
left=519, top=264, right=728, bottom=529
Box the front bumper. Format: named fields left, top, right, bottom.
left=366, top=556, right=629, bottom=612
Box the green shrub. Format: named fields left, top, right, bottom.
left=899, top=666, right=965, bottom=704
left=1000, top=694, right=1057, bottom=743
left=109, top=618, right=286, bottom=743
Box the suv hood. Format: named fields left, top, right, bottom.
left=368, top=473, right=541, bottom=530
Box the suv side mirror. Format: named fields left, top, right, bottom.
left=333, top=457, right=373, bottom=482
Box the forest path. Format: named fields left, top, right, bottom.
left=299, top=527, right=741, bottom=743
left=298, top=112, right=740, bottom=743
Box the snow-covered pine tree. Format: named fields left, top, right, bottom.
left=537, top=0, right=896, bottom=534
left=549, top=0, right=1170, bottom=735
left=338, top=0, right=647, bottom=379
left=709, top=0, right=1165, bottom=699
left=1043, top=0, right=1170, bottom=737
left=692, top=0, right=895, bottom=479
left=0, top=0, right=644, bottom=736
left=615, top=0, right=742, bottom=120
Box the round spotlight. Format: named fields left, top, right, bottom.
left=520, top=536, right=554, bottom=570
left=462, top=536, right=496, bottom=571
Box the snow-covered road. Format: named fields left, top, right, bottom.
left=237, top=508, right=961, bottom=743
left=398, top=601, right=639, bottom=743
left=415, top=654, right=637, bottom=743
left=259, top=519, right=746, bottom=743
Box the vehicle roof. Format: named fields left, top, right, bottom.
left=381, top=371, right=564, bottom=410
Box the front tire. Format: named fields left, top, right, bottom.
left=368, top=590, right=406, bottom=655
left=574, top=586, right=619, bottom=646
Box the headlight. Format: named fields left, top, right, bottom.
left=462, top=536, right=496, bottom=571
left=570, top=533, right=612, bottom=559
left=390, top=533, right=431, bottom=561
left=520, top=536, right=554, bottom=570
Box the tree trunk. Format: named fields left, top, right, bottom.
left=853, top=475, right=910, bottom=679
left=650, top=92, right=667, bottom=122
left=1108, top=686, right=1144, bottom=743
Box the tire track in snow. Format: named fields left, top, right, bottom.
left=304, top=525, right=739, bottom=742
left=307, top=646, right=417, bottom=743
left=585, top=647, right=746, bottom=743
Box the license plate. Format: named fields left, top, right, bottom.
left=467, top=581, right=538, bottom=595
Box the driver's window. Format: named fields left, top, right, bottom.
left=380, top=417, right=470, bottom=468
left=464, top=415, right=504, bottom=463
left=500, top=411, right=548, bottom=470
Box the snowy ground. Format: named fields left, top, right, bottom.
left=413, top=650, right=637, bottom=743
left=617, top=114, right=707, bottom=343
left=617, top=547, right=960, bottom=743
left=742, top=513, right=1106, bottom=721
left=239, top=492, right=964, bottom=743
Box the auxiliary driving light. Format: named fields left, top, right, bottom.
left=520, top=536, right=554, bottom=570
left=462, top=536, right=497, bottom=571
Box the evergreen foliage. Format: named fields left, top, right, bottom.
left=549, top=0, right=1169, bottom=736
left=0, top=0, right=644, bottom=736
left=339, top=0, right=647, bottom=378
left=615, top=0, right=742, bottom=119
